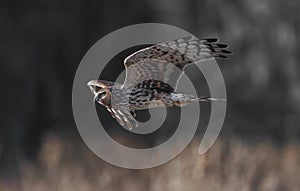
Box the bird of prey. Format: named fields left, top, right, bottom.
left=87, top=36, right=231, bottom=130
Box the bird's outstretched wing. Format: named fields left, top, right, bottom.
left=108, top=107, right=138, bottom=130
left=122, top=36, right=232, bottom=90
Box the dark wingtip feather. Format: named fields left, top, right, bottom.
left=204, top=38, right=218, bottom=43
left=202, top=38, right=232, bottom=59
left=214, top=54, right=229, bottom=59
left=220, top=49, right=232, bottom=54
left=215, top=43, right=228, bottom=48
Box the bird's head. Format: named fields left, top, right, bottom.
left=87, top=80, right=115, bottom=106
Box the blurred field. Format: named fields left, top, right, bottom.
left=1, top=134, right=299, bottom=191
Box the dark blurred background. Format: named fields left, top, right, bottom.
left=1, top=0, right=300, bottom=190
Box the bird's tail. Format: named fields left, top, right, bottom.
left=171, top=93, right=226, bottom=107
left=197, top=96, right=226, bottom=102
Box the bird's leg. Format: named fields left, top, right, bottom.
left=170, top=93, right=194, bottom=107
left=173, top=100, right=190, bottom=107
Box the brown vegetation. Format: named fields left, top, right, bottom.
left=1, top=135, right=299, bottom=191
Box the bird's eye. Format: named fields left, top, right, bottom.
left=95, top=86, right=102, bottom=93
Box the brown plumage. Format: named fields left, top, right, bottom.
left=87, top=36, right=231, bottom=130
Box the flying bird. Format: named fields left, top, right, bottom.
left=87, top=36, right=231, bottom=130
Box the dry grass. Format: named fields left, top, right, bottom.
left=1, top=135, right=300, bottom=191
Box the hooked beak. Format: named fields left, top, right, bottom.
left=87, top=80, right=102, bottom=94
left=87, top=80, right=110, bottom=105
left=87, top=80, right=100, bottom=87
left=87, top=80, right=101, bottom=102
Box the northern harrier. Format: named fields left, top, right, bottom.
left=87, top=36, right=231, bottom=130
